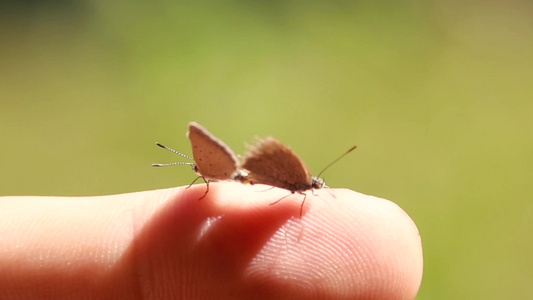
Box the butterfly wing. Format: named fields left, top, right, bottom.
left=187, top=122, right=239, bottom=181
left=242, top=137, right=313, bottom=192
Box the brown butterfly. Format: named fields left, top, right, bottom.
left=153, top=122, right=244, bottom=199
left=240, top=137, right=356, bottom=216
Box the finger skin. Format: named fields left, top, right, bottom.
left=0, top=182, right=422, bottom=300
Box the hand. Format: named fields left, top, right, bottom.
left=0, top=182, right=422, bottom=299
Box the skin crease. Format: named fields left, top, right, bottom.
left=0, top=182, right=423, bottom=300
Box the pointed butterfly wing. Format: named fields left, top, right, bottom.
left=242, top=137, right=313, bottom=192
left=187, top=122, right=239, bottom=181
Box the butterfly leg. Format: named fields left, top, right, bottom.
left=269, top=191, right=307, bottom=218
left=186, top=176, right=210, bottom=200
left=198, top=179, right=210, bottom=200
left=269, top=192, right=294, bottom=205
left=186, top=176, right=203, bottom=189
left=298, top=192, right=307, bottom=218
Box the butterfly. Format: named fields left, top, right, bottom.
left=153, top=122, right=244, bottom=199
left=240, top=136, right=356, bottom=216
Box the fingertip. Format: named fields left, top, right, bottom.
left=213, top=186, right=424, bottom=299
left=303, top=189, right=424, bottom=299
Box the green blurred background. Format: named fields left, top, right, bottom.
left=1, top=1, right=531, bottom=298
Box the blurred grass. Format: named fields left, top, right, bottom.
left=1, top=1, right=532, bottom=299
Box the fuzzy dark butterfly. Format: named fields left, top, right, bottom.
left=240, top=137, right=356, bottom=216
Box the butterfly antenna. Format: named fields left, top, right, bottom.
left=155, top=142, right=194, bottom=160
left=316, top=145, right=357, bottom=178
left=152, top=162, right=195, bottom=167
